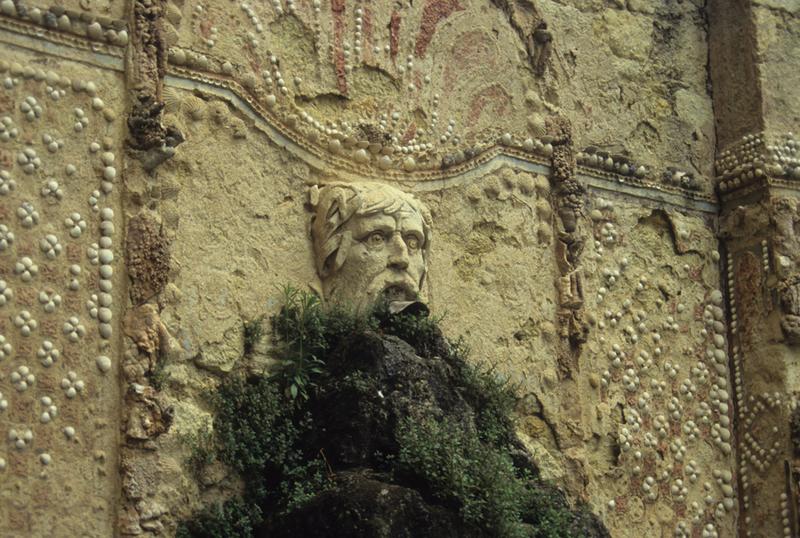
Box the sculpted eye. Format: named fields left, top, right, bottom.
left=405, top=236, right=420, bottom=251
left=366, top=231, right=386, bottom=247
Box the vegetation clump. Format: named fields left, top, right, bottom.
left=396, top=414, right=530, bottom=537
left=177, top=287, right=607, bottom=538
left=242, top=315, right=265, bottom=356
left=176, top=498, right=261, bottom=538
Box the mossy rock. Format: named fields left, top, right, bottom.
left=263, top=469, right=481, bottom=538
left=179, top=292, right=609, bottom=538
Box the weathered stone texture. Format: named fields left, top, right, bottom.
left=3, top=0, right=800, bottom=535
left=753, top=3, right=800, bottom=138
left=541, top=0, right=715, bottom=184
left=126, top=214, right=170, bottom=305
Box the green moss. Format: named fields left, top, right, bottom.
left=179, top=373, right=330, bottom=536
left=183, top=424, right=216, bottom=480
left=525, top=485, right=576, bottom=538
left=148, top=352, right=171, bottom=391
left=395, top=412, right=592, bottom=538
left=213, top=375, right=327, bottom=504
left=214, top=376, right=294, bottom=475
left=448, top=352, right=518, bottom=448
left=176, top=498, right=262, bottom=538
left=319, top=300, right=380, bottom=348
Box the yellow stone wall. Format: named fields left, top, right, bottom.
left=1, top=0, right=798, bottom=536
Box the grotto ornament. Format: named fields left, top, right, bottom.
left=310, top=182, right=432, bottom=309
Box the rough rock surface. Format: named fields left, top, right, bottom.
left=259, top=327, right=608, bottom=538
left=265, top=469, right=478, bottom=538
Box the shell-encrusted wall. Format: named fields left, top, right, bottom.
left=579, top=196, right=734, bottom=538
left=157, top=0, right=713, bottom=193
left=1, top=0, right=799, bottom=536
left=0, top=50, right=123, bottom=536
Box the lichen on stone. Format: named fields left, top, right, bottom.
left=126, top=213, right=171, bottom=305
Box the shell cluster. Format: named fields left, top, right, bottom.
left=0, top=0, right=128, bottom=46
left=576, top=150, right=707, bottom=194
left=14, top=255, right=38, bottom=280
left=0, top=279, right=13, bottom=306
left=0, top=169, right=16, bottom=195
left=716, top=132, right=800, bottom=192
left=14, top=309, right=38, bottom=336
left=37, top=340, right=60, bottom=367
left=16, top=200, right=39, bottom=227
left=10, top=364, right=35, bottom=391
left=578, top=149, right=648, bottom=180
left=38, top=288, right=62, bottom=312
left=60, top=371, right=85, bottom=399
left=39, top=396, right=58, bottom=423
left=8, top=428, right=33, bottom=450
left=0, top=335, right=11, bottom=359
left=62, top=316, right=87, bottom=342
left=662, top=168, right=700, bottom=191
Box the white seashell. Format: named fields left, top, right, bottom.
left=96, top=356, right=112, bottom=373
left=88, top=22, right=104, bottom=40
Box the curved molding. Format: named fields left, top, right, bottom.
left=1, top=20, right=720, bottom=215
left=166, top=73, right=718, bottom=213
left=0, top=15, right=124, bottom=65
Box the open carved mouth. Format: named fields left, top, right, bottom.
left=381, top=283, right=417, bottom=302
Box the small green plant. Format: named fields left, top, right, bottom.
left=450, top=356, right=518, bottom=448
left=270, top=286, right=327, bottom=401
left=214, top=374, right=328, bottom=504
left=149, top=354, right=170, bottom=391
left=318, top=300, right=379, bottom=349
left=178, top=373, right=330, bottom=537
left=525, top=484, right=575, bottom=538
left=243, top=315, right=265, bottom=356
left=215, top=375, right=303, bottom=476
left=373, top=300, right=446, bottom=357
left=183, top=424, right=216, bottom=479
left=176, top=498, right=262, bottom=538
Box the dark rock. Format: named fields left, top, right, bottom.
left=305, top=331, right=474, bottom=468
left=263, top=469, right=481, bottom=538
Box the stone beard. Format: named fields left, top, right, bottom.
left=310, top=182, right=432, bottom=308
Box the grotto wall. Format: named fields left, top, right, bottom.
left=0, top=45, right=125, bottom=536
left=0, top=0, right=797, bottom=536
left=708, top=1, right=800, bottom=537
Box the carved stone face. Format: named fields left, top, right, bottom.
left=310, top=183, right=431, bottom=308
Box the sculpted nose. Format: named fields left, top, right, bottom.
left=387, top=234, right=409, bottom=270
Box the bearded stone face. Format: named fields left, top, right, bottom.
left=310, top=183, right=431, bottom=309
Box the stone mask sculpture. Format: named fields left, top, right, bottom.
left=310, top=182, right=432, bottom=308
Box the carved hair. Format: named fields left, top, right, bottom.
left=310, top=182, right=432, bottom=279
